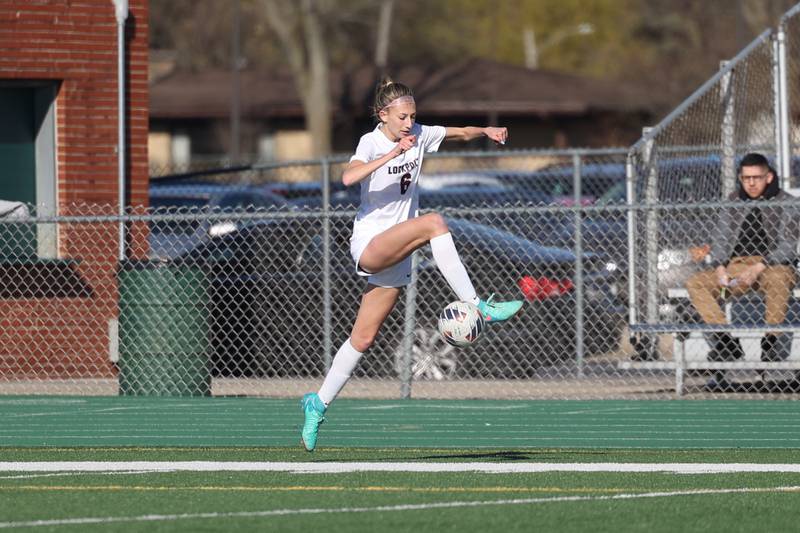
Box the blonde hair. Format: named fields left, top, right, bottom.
left=372, top=76, right=414, bottom=120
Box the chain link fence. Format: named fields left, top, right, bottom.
left=6, top=4, right=800, bottom=399
left=5, top=154, right=798, bottom=398
left=1, top=148, right=644, bottom=400
left=5, top=149, right=800, bottom=398
left=624, top=13, right=800, bottom=396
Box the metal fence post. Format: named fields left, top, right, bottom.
left=625, top=153, right=637, bottom=327
left=720, top=60, right=737, bottom=197
left=400, top=251, right=419, bottom=399
left=642, top=128, right=659, bottom=326
left=773, top=35, right=784, bottom=180
left=777, top=22, right=791, bottom=186
left=322, top=158, right=333, bottom=371
left=572, top=152, right=585, bottom=377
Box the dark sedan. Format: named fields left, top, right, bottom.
left=180, top=214, right=624, bottom=380
left=148, top=182, right=293, bottom=260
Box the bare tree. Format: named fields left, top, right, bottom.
left=261, top=0, right=332, bottom=156
left=374, top=0, right=395, bottom=75
left=740, top=0, right=798, bottom=32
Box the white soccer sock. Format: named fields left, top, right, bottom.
left=317, top=338, right=363, bottom=406
left=429, top=232, right=479, bottom=305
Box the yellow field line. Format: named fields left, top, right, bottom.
left=0, top=485, right=627, bottom=494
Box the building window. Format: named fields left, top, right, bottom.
left=171, top=133, right=191, bottom=170
left=258, top=133, right=275, bottom=162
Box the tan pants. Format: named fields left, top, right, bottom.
left=686, top=256, right=795, bottom=325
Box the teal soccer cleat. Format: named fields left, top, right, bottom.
left=300, top=393, right=326, bottom=452
left=477, top=294, right=523, bottom=323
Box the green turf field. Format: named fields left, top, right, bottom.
left=2, top=397, right=800, bottom=531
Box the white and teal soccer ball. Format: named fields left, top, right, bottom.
left=437, top=301, right=484, bottom=347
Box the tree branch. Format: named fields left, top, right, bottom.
left=260, top=0, right=309, bottom=94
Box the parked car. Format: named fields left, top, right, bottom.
left=277, top=156, right=723, bottom=315
left=489, top=164, right=626, bottom=206
left=179, top=216, right=625, bottom=379
left=270, top=172, right=547, bottom=207
left=289, top=182, right=552, bottom=210
left=419, top=171, right=512, bottom=190
left=264, top=180, right=349, bottom=200
left=148, top=182, right=293, bottom=260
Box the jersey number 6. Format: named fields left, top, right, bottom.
left=400, top=173, right=412, bottom=195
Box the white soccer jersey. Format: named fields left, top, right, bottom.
left=349, top=123, right=446, bottom=246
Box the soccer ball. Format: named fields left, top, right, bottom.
left=437, top=301, right=485, bottom=347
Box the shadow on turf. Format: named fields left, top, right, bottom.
left=408, top=450, right=622, bottom=461
left=412, top=451, right=533, bottom=461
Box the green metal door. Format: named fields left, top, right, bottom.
left=0, top=87, right=36, bottom=258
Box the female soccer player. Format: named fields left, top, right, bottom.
left=301, top=78, right=523, bottom=451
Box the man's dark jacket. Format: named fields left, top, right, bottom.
left=708, top=177, right=800, bottom=268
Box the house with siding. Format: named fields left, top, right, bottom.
left=148, top=58, right=656, bottom=174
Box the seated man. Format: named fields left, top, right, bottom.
left=686, top=153, right=798, bottom=390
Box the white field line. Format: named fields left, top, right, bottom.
left=3, top=462, right=800, bottom=474
left=0, top=470, right=172, bottom=480
left=1, top=485, right=799, bottom=529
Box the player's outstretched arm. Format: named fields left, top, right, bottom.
left=444, top=126, right=507, bottom=144
left=342, top=135, right=417, bottom=186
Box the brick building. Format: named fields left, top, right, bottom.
left=0, top=0, right=149, bottom=387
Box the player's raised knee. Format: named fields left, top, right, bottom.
left=422, top=212, right=448, bottom=237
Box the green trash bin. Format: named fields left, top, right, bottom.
left=117, top=260, right=211, bottom=396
